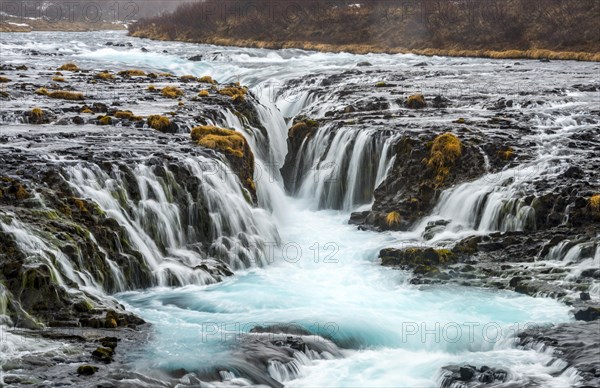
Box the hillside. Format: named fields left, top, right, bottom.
left=129, top=0, right=600, bottom=60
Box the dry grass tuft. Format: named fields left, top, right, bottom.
left=198, top=75, right=215, bottom=84
left=48, top=90, right=84, bottom=101
left=95, top=71, right=115, bottom=80
left=57, top=63, right=79, bottom=71
left=118, top=69, right=146, bottom=77
left=147, top=115, right=172, bottom=131
left=161, top=86, right=184, bottom=98
left=52, top=76, right=66, bottom=82
left=198, top=89, right=210, bottom=97
left=0, top=76, right=10, bottom=83
left=406, top=94, right=426, bottom=109
left=114, top=111, right=134, bottom=120
left=426, top=133, right=463, bottom=186
left=386, top=211, right=402, bottom=227
left=191, top=125, right=246, bottom=158
left=589, top=194, right=600, bottom=212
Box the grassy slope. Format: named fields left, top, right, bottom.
left=128, top=0, right=600, bottom=61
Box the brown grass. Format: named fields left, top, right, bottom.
left=147, top=115, right=172, bottom=131
left=386, top=211, right=402, bottom=227
left=198, top=75, right=215, bottom=84
left=198, top=89, right=210, bottom=97
left=95, top=71, right=115, bottom=80
left=98, top=116, right=112, bottom=125
left=52, top=76, right=66, bottom=82
left=114, top=111, right=134, bottom=120
left=161, top=86, right=184, bottom=98
left=57, top=63, right=79, bottom=71
left=118, top=69, right=146, bottom=77
left=589, top=194, right=600, bottom=212
left=406, top=95, right=426, bottom=109
left=426, top=133, right=463, bottom=186
left=191, top=125, right=246, bottom=158
left=47, top=90, right=84, bottom=101
left=179, top=75, right=197, bottom=82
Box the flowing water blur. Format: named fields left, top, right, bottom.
left=1, top=30, right=596, bottom=386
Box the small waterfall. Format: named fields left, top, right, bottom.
left=65, top=156, right=280, bottom=284
left=415, top=162, right=564, bottom=237
left=291, top=124, right=394, bottom=210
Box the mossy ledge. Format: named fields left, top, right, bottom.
left=191, top=125, right=256, bottom=201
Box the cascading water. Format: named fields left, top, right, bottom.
left=1, top=30, right=597, bottom=387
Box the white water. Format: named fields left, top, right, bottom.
left=2, top=31, right=597, bottom=386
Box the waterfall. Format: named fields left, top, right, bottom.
left=64, top=156, right=280, bottom=286
left=289, top=124, right=395, bottom=211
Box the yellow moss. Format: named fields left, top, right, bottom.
left=435, top=249, right=455, bottom=264
left=35, top=88, right=49, bottom=95
left=118, top=69, right=146, bottom=77
left=179, top=75, right=197, bottom=82
left=114, top=111, right=134, bottom=120
left=52, top=76, right=65, bottom=82
left=0, top=76, right=10, bottom=83
left=95, top=71, right=114, bottom=80
left=246, top=178, right=256, bottom=192
left=81, top=107, right=93, bottom=114
left=589, top=194, right=600, bottom=212
left=99, top=116, right=112, bottom=125
left=454, top=118, right=466, bottom=124
left=426, top=133, right=463, bottom=186
left=198, top=75, right=215, bottom=84
left=48, top=90, right=84, bottom=101
left=161, top=86, right=183, bottom=99
left=72, top=198, right=88, bottom=212
left=147, top=85, right=156, bottom=91
left=386, top=211, right=401, bottom=227
left=498, top=147, right=514, bottom=160
left=30, top=108, right=44, bottom=123
left=15, top=185, right=29, bottom=200
left=375, top=81, right=387, bottom=87
left=406, top=94, right=426, bottom=109
left=191, top=125, right=246, bottom=158
left=57, top=63, right=79, bottom=71
left=198, top=89, right=210, bottom=97
left=147, top=115, right=171, bottom=131
left=218, top=86, right=248, bottom=98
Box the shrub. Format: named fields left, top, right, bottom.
left=191, top=125, right=246, bottom=158
left=406, top=94, right=426, bottom=109
left=147, top=115, right=172, bottom=131
left=52, top=76, right=66, bottom=82
left=198, top=89, right=210, bottom=97
left=426, top=133, right=462, bottom=186
left=0, top=76, right=10, bottom=83
left=48, top=90, right=84, bottom=101
left=589, top=194, right=600, bottom=212
left=161, top=86, right=183, bottom=98
left=95, top=71, right=114, bottom=80
left=57, top=63, right=79, bottom=71
left=118, top=69, right=146, bottom=77
left=198, top=75, right=215, bottom=84
left=386, top=211, right=401, bottom=226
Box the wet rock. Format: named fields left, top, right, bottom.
left=77, top=365, right=99, bottom=375
left=92, top=347, right=114, bottom=363
left=357, top=61, right=372, bottom=66
left=574, top=307, right=600, bottom=322
left=188, top=54, right=203, bottom=61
